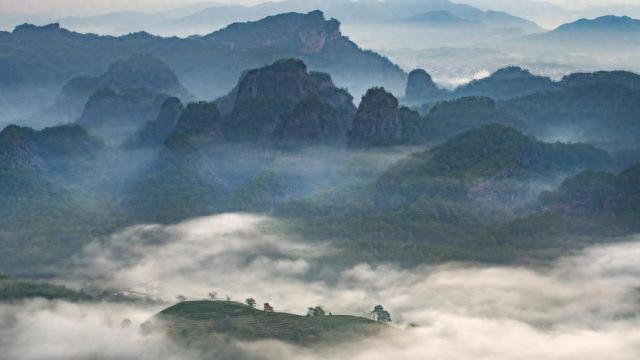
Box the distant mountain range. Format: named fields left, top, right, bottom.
left=460, top=0, right=640, bottom=29
left=0, top=11, right=406, bottom=126
left=527, top=15, right=640, bottom=47
left=21, top=0, right=542, bottom=36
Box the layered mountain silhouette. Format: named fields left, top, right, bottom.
left=1, top=11, right=406, bottom=122
left=52, top=0, right=541, bottom=36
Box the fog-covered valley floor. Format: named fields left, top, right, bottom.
left=2, top=214, right=639, bottom=359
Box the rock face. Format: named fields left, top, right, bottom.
left=205, top=10, right=341, bottom=54
left=227, top=59, right=356, bottom=144
left=349, top=88, right=403, bottom=147
left=405, top=69, right=443, bottom=104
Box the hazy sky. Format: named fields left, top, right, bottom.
left=1, top=0, right=637, bottom=17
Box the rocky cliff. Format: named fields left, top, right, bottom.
left=227, top=59, right=356, bottom=144
left=349, top=88, right=408, bottom=147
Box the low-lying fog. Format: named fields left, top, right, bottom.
left=2, top=213, right=640, bottom=359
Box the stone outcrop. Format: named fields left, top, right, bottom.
left=405, top=69, right=443, bottom=104
left=227, top=59, right=355, bottom=144
left=349, top=88, right=403, bottom=147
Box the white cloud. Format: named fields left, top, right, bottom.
left=3, top=214, right=640, bottom=359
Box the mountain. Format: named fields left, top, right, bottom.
left=224, top=59, right=356, bottom=145
left=278, top=124, right=612, bottom=264
left=553, top=15, right=640, bottom=34
left=539, top=165, right=640, bottom=217
left=500, top=82, right=640, bottom=151
left=403, top=11, right=482, bottom=26
left=530, top=15, right=640, bottom=47
left=349, top=87, right=426, bottom=147
left=404, top=69, right=448, bottom=104
left=0, top=11, right=406, bottom=121
left=480, top=163, right=640, bottom=259
left=35, top=54, right=190, bottom=127
left=453, top=66, right=555, bottom=99
left=559, top=70, right=640, bottom=89
left=76, top=87, right=170, bottom=145
left=0, top=123, right=113, bottom=273
left=0, top=124, right=102, bottom=174
left=124, top=59, right=359, bottom=222
left=125, top=97, right=185, bottom=149
left=420, top=96, right=518, bottom=141
left=144, top=0, right=542, bottom=36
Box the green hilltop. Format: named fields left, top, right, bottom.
left=147, top=300, right=386, bottom=346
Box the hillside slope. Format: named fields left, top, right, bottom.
left=149, top=300, right=385, bottom=346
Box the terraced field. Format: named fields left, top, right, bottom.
left=147, top=300, right=386, bottom=346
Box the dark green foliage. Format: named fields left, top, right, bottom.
left=373, top=305, right=392, bottom=323
left=77, top=87, right=170, bottom=144
left=540, top=165, right=640, bottom=217
left=500, top=83, right=640, bottom=151
left=307, top=306, right=327, bottom=317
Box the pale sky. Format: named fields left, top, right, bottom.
left=0, top=0, right=637, bottom=17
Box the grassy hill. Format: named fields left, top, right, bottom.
left=148, top=300, right=385, bottom=346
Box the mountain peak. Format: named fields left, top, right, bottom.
left=205, top=11, right=342, bottom=54
left=349, top=87, right=404, bottom=148
left=405, top=69, right=443, bottom=103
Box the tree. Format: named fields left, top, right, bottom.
left=373, top=305, right=391, bottom=323
left=176, top=295, right=187, bottom=303
left=208, top=291, right=217, bottom=300
left=246, top=297, right=256, bottom=308
left=263, top=303, right=274, bottom=313
left=307, top=306, right=326, bottom=317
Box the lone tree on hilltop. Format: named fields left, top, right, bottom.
left=307, top=306, right=327, bottom=317
left=208, top=291, right=217, bottom=300
left=373, top=305, right=392, bottom=323
left=176, top=295, right=187, bottom=303
left=246, top=298, right=256, bottom=308
left=264, top=303, right=274, bottom=313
